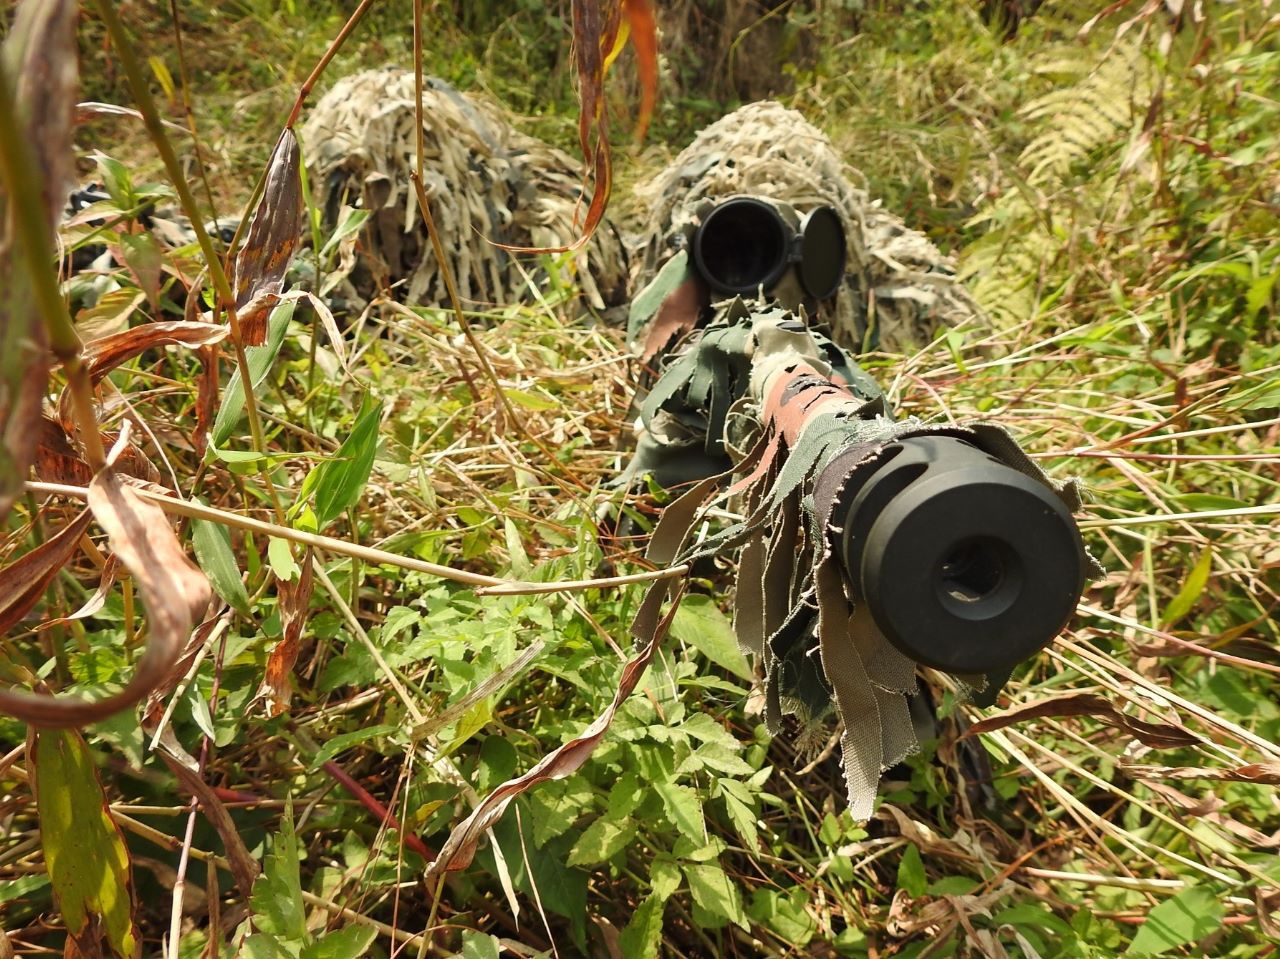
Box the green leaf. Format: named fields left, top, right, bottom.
left=567, top=816, right=636, bottom=866
left=305, top=393, right=383, bottom=530
left=33, top=728, right=140, bottom=959
left=458, top=931, right=501, bottom=959
left=748, top=888, right=816, bottom=946
left=0, top=873, right=50, bottom=905
left=1161, top=548, right=1213, bottom=627
left=250, top=801, right=307, bottom=944
left=191, top=517, right=251, bottom=615
left=308, top=724, right=400, bottom=770
left=669, top=594, right=752, bottom=681
left=654, top=780, right=705, bottom=843
left=897, top=843, right=926, bottom=897
left=619, top=893, right=667, bottom=959
left=212, top=300, right=296, bottom=446
left=684, top=862, right=748, bottom=930
left=1124, top=885, right=1224, bottom=956
left=267, top=537, right=301, bottom=582
left=300, top=925, right=378, bottom=959
left=319, top=207, right=372, bottom=258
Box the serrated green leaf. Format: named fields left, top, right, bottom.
left=306, top=393, right=383, bottom=530
left=654, top=780, right=705, bottom=843
left=567, top=817, right=636, bottom=866
left=619, top=893, right=666, bottom=959
left=684, top=863, right=748, bottom=930
left=212, top=300, right=295, bottom=446
left=1124, top=885, right=1224, bottom=956
left=748, top=888, right=816, bottom=946
left=669, top=594, right=752, bottom=681
left=250, top=802, right=306, bottom=943
left=191, top=517, right=251, bottom=615
left=34, top=728, right=140, bottom=959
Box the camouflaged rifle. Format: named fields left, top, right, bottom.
left=624, top=196, right=1100, bottom=817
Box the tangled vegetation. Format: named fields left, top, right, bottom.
left=1, top=1, right=1278, bottom=957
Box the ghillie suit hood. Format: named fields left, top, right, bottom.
left=631, top=101, right=987, bottom=355
left=302, top=68, right=628, bottom=317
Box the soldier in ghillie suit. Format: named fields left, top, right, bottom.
left=628, top=100, right=987, bottom=361
left=301, top=68, right=629, bottom=320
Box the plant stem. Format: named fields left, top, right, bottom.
left=0, top=61, right=105, bottom=471
left=90, top=0, right=270, bottom=463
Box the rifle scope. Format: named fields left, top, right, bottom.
left=833, top=435, right=1088, bottom=674
left=692, top=197, right=846, bottom=300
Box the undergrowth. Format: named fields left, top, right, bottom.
left=1, top=1, right=1278, bottom=958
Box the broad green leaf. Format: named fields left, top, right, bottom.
left=654, top=780, right=705, bottom=843
left=308, top=723, right=400, bottom=770
left=305, top=393, right=383, bottom=530
left=897, top=843, right=926, bottom=897
left=650, top=858, right=682, bottom=900
left=684, top=862, right=748, bottom=930
left=719, top=782, right=759, bottom=849
left=33, top=728, right=140, bottom=959
left=300, top=925, right=378, bottom=959
left=1161, top=548, right=1213, bottom=627
left=191, top=517, right=251, bottom=615
left=267, top=537, right=301, bottom=582
left=212, top=300, right=296, bottom=446
left=1124, top=885, right=1224, bottom=956
left=0, top=873, right=50, bottom=905
left=669, top=594, right=752, bottom=681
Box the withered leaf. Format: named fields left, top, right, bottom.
left=622, top=0, right=658, bottom=143
left=1124, top=760, right=1280, bottom=786
left=36, top=417, right=158, bottom=487
left=258, top=549, right=313, bottom=717
left=34, top=555, right=121, bottom=633
left=3, top=0, right=78, bottom=235
left=81, top=321, right=229, bottom=384
left=963, top=693, right=1201, bottom=750
left=233, top=129, right=303, bottom=346
left=0, top=467, right=211, bottom=727
left=0, top=509, right=93, bottom=635
left=155, top=748, right=260, bottom=899
left=427, top=582, right=684, bottom=880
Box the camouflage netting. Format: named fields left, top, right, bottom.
left=301, top=68, right=628, bottom=316
left=634, top=101, right=988, bottom=352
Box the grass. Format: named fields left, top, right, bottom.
left=1, top=1, right=1278, bottom=957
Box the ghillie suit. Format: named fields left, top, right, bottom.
left=630, top=101, right=987, bottom=356
left=301, top=69, right=628, bottom=317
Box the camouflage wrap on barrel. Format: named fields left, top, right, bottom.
left=632, top=302, right=1095, bottom=817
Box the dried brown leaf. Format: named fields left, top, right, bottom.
left=34, top=555, right=121, bottom=633
left=964, top=693, right=1201, bottom=750
left=0, top=465, right=211, bottom=727
left=233, top=130, right=303, bottom=345
left=622, top=0, right=659, bottom=143
left=4, top=0, right=78, bottom=234
left=155, top=749, right=260, bottom=899
left=36, top=417, right=158, bottom=487
left=1124, top=761, right=1280, bottom=786
left=0, top=509, right=93, bottom=635
left=258, top=550, right=313, bottom=717
left=81, top=321, right=229, bottom=384
left=426, top=582, right=684, bottom=879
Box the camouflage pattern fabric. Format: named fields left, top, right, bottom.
left=633, top=302, right=1095, bottom=817
left=301, top=69, right=628, bottom=317
left=632, top=101, right=988, bottom=353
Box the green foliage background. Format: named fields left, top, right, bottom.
left=1, top=1, right=1277, bottom=957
